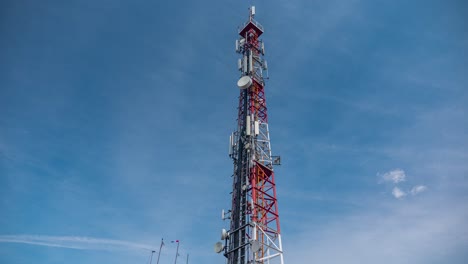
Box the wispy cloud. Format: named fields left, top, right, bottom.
left=411, top=185, right=428, bottom=196
left=381, top=169, right=406, bottom=184
left=0, top=235, right=155, bottom=252
left=392, top=187, right=406, bottom=199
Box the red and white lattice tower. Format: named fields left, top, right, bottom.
left=216, top=6, right=284, bottom=264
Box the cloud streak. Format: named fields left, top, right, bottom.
left=0, top=235, right=155, bottom=252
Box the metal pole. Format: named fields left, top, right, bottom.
left=156, top=239, right=164, bottom=264
left=186, top=253, right=189, bottom=264
left=174, top=241, right=180, bottom=264
left=149, top=250, right=155, bottom=264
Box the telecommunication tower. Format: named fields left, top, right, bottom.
left=215, top=6, right=284, bottom=264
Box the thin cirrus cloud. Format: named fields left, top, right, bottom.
left=0, top=235, right=155, bottom=252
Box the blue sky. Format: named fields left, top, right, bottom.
left=1, top=0, right=467, bottom=263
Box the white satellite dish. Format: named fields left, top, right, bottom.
left=221, top=229, right=229, bottom=240
left=214, top=241, right=224, bottom=253
left=251, top=240, right=260, bottom=252
left=237, top=76, right=252, bottom=89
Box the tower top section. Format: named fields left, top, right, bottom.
left=239, top=6, right=264, bottom=37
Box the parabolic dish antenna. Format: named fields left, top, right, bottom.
left=237, top=76, right=252, bottom=89
left=214, top=241, right=224, bottom=253
left=221, top=229, right=229, bottom=240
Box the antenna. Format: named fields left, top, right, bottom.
left=221, top=229, right=229, bottom=240
left=251, top=240, right=260, bottom=252
left=237, top=76, right=252, bottom=89
left=214, top=242, right=224, bottom=253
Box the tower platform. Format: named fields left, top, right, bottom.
left=239, top=18, right=264, bottom=37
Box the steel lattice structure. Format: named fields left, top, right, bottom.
left=218, top=7, right=284, bottom=264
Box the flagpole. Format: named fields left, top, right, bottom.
left=174, top=241, right=180, bottom=264
left=156, top=238, right=164, bottom=264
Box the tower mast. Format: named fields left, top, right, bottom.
left=217, top=6, right=284, bottom=264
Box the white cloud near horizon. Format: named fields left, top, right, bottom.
left=381, top=169, right=406, bottom=184
left=285, top=197, right=468, bottom=264
left=0, top=235, right=155, bottom=252
left=392, top=187, right=406, bottom=199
